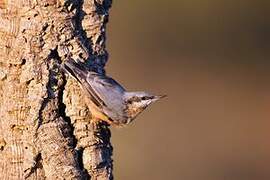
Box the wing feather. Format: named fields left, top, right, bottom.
left=63, top=60, right=106, bottom=108
left=62, top=59, right=127, bottom=121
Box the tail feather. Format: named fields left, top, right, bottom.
left=62, top=59, right=87, bottom=83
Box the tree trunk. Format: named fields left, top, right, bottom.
left=0, top=0, right=113, bottom=179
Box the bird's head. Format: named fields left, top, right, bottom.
left=124, top=92, right=166, bottom=123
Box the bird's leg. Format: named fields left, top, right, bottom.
left=91, top=117, right=100, bottom=124
left=91, top=117, right=111, bottom=126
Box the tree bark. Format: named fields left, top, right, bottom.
left=0, top=0, right=112, bottom=179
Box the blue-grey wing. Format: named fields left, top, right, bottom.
left=62, top=59, right=127, bottom=120
left=87, top=73, right=127, bottom=120
left=62, top=60, right=106, bottom=108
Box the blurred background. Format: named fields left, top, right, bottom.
left=106, top=0, right=270, bottom=180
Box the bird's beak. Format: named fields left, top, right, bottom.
left=152, top=95, right=167, bottom=102
left=156, top=95, right=167, bottom=99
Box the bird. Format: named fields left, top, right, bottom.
left=62, top=59, right=166, bottom=126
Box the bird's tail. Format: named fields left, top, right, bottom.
left=61, top=59, right=88, bottom=83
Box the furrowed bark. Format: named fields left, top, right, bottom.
left=0, top=0, right=113, bottom=179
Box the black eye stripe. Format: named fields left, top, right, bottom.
left=142, top=96, right=154, bottom=100
left=127, top=96, right=154, bottom=104
left=127, top=96, right=141, bottom=104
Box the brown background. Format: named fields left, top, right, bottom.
left=106, top=0, right=270, bottom=179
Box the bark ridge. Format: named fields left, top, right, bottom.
left=0, top=0, right=113, bottom=179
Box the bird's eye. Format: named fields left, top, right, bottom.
left=141, top=97, right=147, bottom=100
